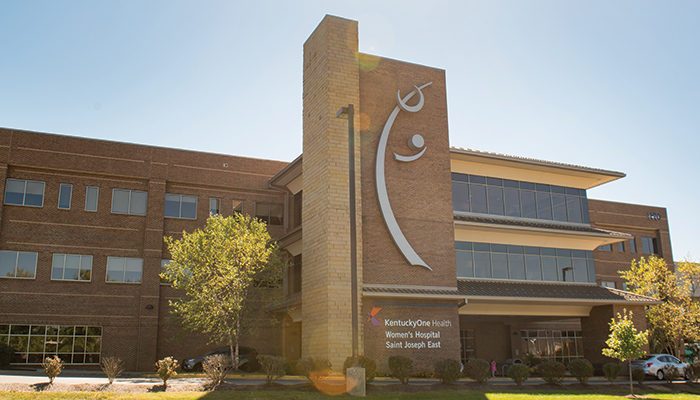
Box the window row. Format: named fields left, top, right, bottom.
left=520, top=329, right=584, bottom=364
left=0, top=250, right=143, bottom=283
left=1, top=324, right=102, bottom=365
left=4, top=179, right=283, bottom=224
left=452, top=173, right=590, bottom=224
left=596, top=237, right=657, bottom=255
left=456, top=241, right=596, bottom=283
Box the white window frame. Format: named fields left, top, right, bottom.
left=105, top=257, right=143, bottom=284
left=4, top=178, right=45, bottom=207
left=58, top=183, right=73, bottom=210
left=209, top=198, right=221, bottom=215
left=51, top=253, right=93, bottom=282
left=0, top=250, right=38, bottom=279
left=85, top=186, right=99, bottom=212
left=601, top=281, right=616, bottom=289
left=111, top=189, right=147, bottom=215
left=164, top=194, right=197, bottom=219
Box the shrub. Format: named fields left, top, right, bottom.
left=101, top=356, right=124, bottom=384
left=537, top=361, right=566, bottom=385
left=433, top=358, right=462, bottom=384
left=661, top=364, right=679, bottom=383
left=342, top=355, right=377, bottom=383
left=42, top=355, right=63, bottom=384
left=602, top=362, right=622, bottom=383
left=388, top=356, right=413, bottom=384
left=0, top=344, right=15, bottom=369
left=523, top=352, right=545, bottom=367
left=464, top=358, right=491, bottom=384
left=296, top=357, right=332, bottom=383
left=568, top=359, right=594, bottom=384
left=155, top=357, right=179, bottom=386
left=690, top=360, right=700, bottom=382
left=258, top=355, right=286, bottom=384
left=632, top=368, right=645, bottom=385
left=411, top=370, right=434, bottom=378
left=202, top=354, right=231, bottom=388
left=507, top=363, right=530, bottom=385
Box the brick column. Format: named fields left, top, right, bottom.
left=301, top=15, right=362, bottom=370
left=582, top=304, right=649, bottom=368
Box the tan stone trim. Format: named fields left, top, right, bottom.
left=363, top=284, right=458, bottom=292
left=2, top=291, right=134, bottom=298
left=5, top=241, right=138, bottom=253
left=10, top=220, right=139, bottom=231
left=16, top=147, right=145, bottom=164
left=1, top=313, right=135, bottom=319
left=172, top=164, right=276, bottom=178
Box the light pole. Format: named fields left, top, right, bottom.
left=336, top=104, right=359, bottom=367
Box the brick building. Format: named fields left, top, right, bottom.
left=1, top=15, right=666, bottom=372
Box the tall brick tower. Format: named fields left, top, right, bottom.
left=301, top=15, right=363, bottom=369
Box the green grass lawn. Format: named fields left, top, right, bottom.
left=2, top=391, right=700, bottom=400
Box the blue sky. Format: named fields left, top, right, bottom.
left=1, top=0, right=698, bottom=261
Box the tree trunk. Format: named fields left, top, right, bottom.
left=629, top=361, right=634, bottom=397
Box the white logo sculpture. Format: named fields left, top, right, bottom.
left=376, top=82, right=432, bottom=270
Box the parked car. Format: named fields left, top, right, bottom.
left=182, top=346, right=260, bottom=372
left=631, top=354, right=692, bottom=380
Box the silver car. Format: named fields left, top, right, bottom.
left=631, top=354, right=692, bottom=381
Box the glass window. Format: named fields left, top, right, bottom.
left=164, top=194, right=197, bottom=219
left=597, top=244, right=612, bottom=251
left=474, top=251, right=491, bottom=278
left=456, top=250, right=474, bottom=278
left=504, top=188, right=520, bottom=217
left=542, top=256, right=558, bottom=281
left=536, top=192, right=552, bottom=220
left=508, top=253, right=526, bottom=280
left=617, top=241, right=625, bottom=252
left=521, top=191, right=537, bottom=219
left=629, top=238, right=637, bottom=253
left=491, top=253, right=508, bottom=279
left=233, top=200, right=243, bottom=214
left=160, top=259, right=171, bottom=284
left=255, top=202, right=284, bottom=225
left=85, top=186, right=99, bottom=212
left=601, top=281, right=616, bottom=288
left=51, top=254, right=92, bottom=281
left=58, top=184, right=72, bottom=210
left=469, top=185, right=487, bottom=214
left=526, top=254, right=542, bottom=280
left=566, top=196, right=582, bottom=223
left=209, top=198, right=220, bottom=215
left=552, top=194, right=567, bottom=222
left=0, top=251, right=37, bottom=279
left=452, top=182, right=470, bottom=212
left=642, top=237, right=658, bottom=254
left=4, top=179, right=45, bottom=207
left=111, top=189, right=147, bottom=215
left=1, top=324, right=102, bottom=365
left=106, top=257, right=143, bottom=283
left=487, top=187, right=504, bottom=215
left=573, top=258, right=587, bottom=283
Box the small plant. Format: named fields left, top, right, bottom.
left=155, top=356, right=179, bottom=386
left=0, top=343, right=15, bottom=368
left=537, top=361, right=566, bottom=385
left=42, top=355, right=64, bottom=384
left=101, top=356, right=124, bottom=384
left=632, top=368, right=645, bottom=385
left=507, top=363, right=530, bottom=385
left=388, top=356, right=413, bottom=384
left=568, top=359, right=594, bottom=384
left=258, top=355, right=286, bottom=384
left=602, top=362, right=622, bottom=383
left=296, top=357, right=332, bottom=384
left=523, top=352, right=544, bottom=367
left=202, top=354, right=231, bottom=388
left=661, top=364, right=679, bottom=383
left=433, top=358, right=462, bottom=384
left=342, top=355, right=377, bottom=383
left=690, top=360, right=700, bottom=382
left=464, top=358, right=491, bottom=384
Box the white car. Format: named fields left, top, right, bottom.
left=631, top=354, right=692, bottom=381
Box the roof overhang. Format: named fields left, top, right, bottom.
left=454, top=218, right=632, bottom=251
left=450, top=148, right=625, bottom=190
left=363, top=284, right=467, bottom=302
left=269, top=154, right=302, bottom=194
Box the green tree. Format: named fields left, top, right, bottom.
left=162, top=213, right=286, bottom=368
left=620, top=256, right=700, bottom=357
left=602, top=309, right=648, bottom=397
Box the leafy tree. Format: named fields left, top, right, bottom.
left=620, top=256, right=700, bottom=357
left=602, top=309, right=648, bottom=397
left=162, top=213, right=286, bottom=369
